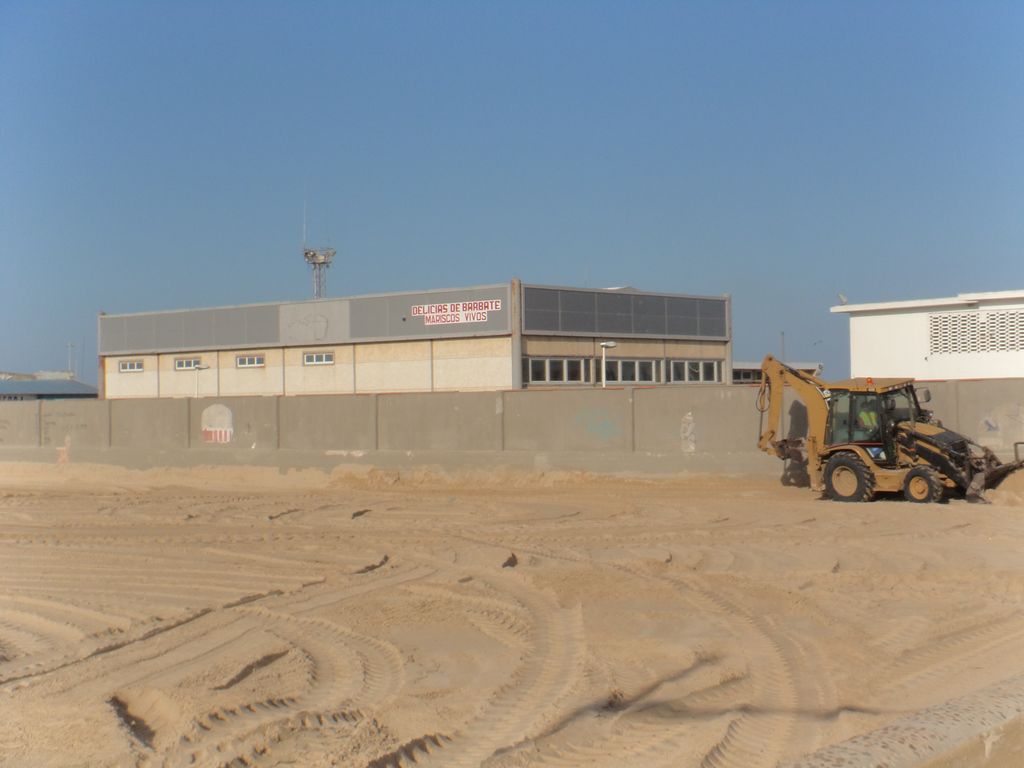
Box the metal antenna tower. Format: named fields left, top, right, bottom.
left=304, top=247, right=335, bottom=299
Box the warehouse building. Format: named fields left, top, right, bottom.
left=0, top=374, right=98, bottom=401
left=831, top=289, right=1024, bottom=380
left=98, top=280, right=731, bottom=399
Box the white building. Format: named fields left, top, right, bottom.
left=831, top=290, right=1024, bottom=380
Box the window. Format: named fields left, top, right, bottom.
left=530, top=359, right=546, bottom=382
left=525, top=357, right=591, bottom=384
left=851, top=394, right=882, bottom=443
left=175, top=358, right=202, bottom=371
left=601, top=358, right=660, bottom=384
left=236, top=354, right=265, bottom=368
left=884, top=387, right=915, bottom=423
left=604, top=360, right=619, bottom=383
left=303, top=351, right=334, bottom=366
left=827, top=391, right=851, bottom=445
left=119, top=360, right=144, bottom=373
left=526, top=356, right=670, bottom=385
left=566, top=359, right=584, bottom=382
left=669, top=359, right=722, bottom=383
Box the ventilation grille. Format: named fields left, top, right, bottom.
left=929, top=310, right=1024, bottom=354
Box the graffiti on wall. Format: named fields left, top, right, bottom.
left=201, top=404, right=234, bottom=444
left=287, top=314, right=329, bottom=342
left=977, top=404, right=1024, bottom=451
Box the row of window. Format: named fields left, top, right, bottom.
left=733, top=369, right=760, bottom=383
left=524, top=357, right=722, bottom=384
left=118, top=352, right=334, bottom=373
left=117, top=353, right=723, bottom=384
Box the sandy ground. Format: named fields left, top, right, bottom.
left=2, top=462, right=1024, bottom=768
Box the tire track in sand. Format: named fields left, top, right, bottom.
left=591, top=563, right=829, bottom=768
left=162, top=601, right=407, bottom=767
left=402, top=572, right=587, bottom=768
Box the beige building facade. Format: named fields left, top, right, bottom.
left=99, top=281, right=732, bottom=399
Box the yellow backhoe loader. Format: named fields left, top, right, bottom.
left=756, top=355, right=1024, bottom=503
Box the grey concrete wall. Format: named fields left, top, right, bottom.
left=1, top=376, right=1020, bottom=468
left=189, top=397, right=279, bottom=451
left=503, top=388, right=633, bottom=452
left=110, top=399, right=189, bottom=450
left=279, top=394, right=377, bottom=451
left=634, top=385, right=763, bottom=455
left=953, top=379, right=1024, bottom=457
left=378, top=392, right=502, bottom=451
left=0, top=402, right=39, bottom=447
left=41, top=400, right=110, bottom=449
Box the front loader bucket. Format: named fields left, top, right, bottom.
left=965, top=456, right=1024, bottom=504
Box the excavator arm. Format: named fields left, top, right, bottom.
left=756, top=355, right=832, bottom=490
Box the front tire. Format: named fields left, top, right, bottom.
left=903, top=466, right=943, bottom=503
left=824, top=453, right=876, bottom=502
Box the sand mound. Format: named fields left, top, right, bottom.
left=986, top=464, right=1024, bottom=506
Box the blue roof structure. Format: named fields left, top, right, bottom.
left=0, top=379, right=98, bottom=398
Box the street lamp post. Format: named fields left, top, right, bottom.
left=194, top=364, right=210, bottom=399
left=599, top=341, right=618, bottom=388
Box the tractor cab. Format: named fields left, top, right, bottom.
left=824, top=380, right=927, bottom=466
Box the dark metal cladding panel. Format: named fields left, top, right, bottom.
left=596, top=292, right=633, bottom=334
left=559, top=290, right=595, bottom=313
left=522, top=286, right=727, bottom=340
left=561, top=310, right=597, bottom=333
left=633, top=294, right=667, bottom=334
left=667, top=296, right=700, bottom=318
left=524, top=308, right=559, bottom=331
left=699, top=298, right=726, bottom=321
left=524, top=287, right=560, bottom=312
left=698, top=298, right=727, bottom=337
left=596, top=310, right=633, bottom=334
left=667, top=314, right=700, bottom=335
left=667, top=296, right=700, bottom=336
left=700, top=315, right=727, bottom=337
left=596, top=292, right=632, bottom=314
left=523, top=287, right=561, bottom=331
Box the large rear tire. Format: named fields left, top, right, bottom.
left=903, top=466, right=943, bottom=503
left=824, top=453, right=876, bottom=502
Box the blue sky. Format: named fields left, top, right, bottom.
left=2, top=1, right=1022, bottom=382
